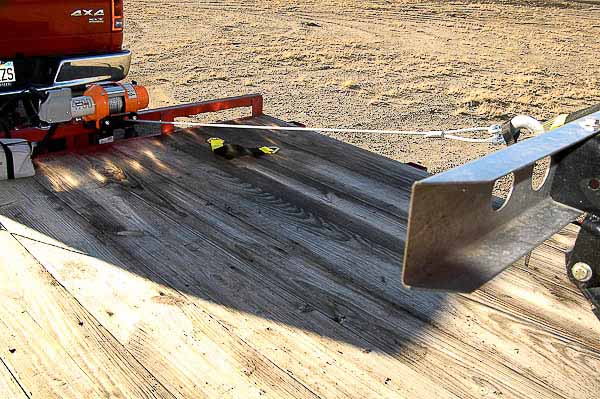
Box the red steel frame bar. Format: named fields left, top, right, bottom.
left=1, top=93, right=263, bottom=152
left=138, top=93, right=263, bottom=134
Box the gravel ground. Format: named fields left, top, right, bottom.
left=124, top=0, right=600, bottom=174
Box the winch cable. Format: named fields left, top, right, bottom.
left=128, top=119, right=504, bottom=144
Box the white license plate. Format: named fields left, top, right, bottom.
left=0, top=61, right=16, bottom=85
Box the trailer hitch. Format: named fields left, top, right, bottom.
left=403, top=105, right=600, bottom=319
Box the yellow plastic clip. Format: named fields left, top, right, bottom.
left=259, top=146, right=280, bottom=155
left=207, top=137, right=225, bottom=151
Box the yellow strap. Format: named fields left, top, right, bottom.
left=259, top=146, right=280, bottom=155
left=543, top=114, right=569, bottom=131
left=207, top=137, right=225, bottom=151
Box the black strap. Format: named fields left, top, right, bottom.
left=0, top=142, right=15, bottom=180
left=32, top=124, right=58, bottom=156
left=207, top=137, right=279, bottom=160
left=500, top=120, right=520, bottom=146
left=213, top=144, right=267, bottom=160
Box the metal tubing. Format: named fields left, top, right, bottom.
left=137, top=94, right=264, bottom=135
left=0, top=94, right=264, bottom=154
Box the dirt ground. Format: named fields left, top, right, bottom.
left=124, top=0, right=600, bottom=174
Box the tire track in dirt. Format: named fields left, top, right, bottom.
left=184, top=0, right=600, bottom=27
left=124, top=0, right=600, bottom=175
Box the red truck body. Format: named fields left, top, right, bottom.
left=0, top=0, right=123, bottom=59
left=0, top=0, right=128, bottom=96
left=0, top=0, right=131, bottom=137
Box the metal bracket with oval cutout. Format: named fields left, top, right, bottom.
left=403, top=110, right=600, bottom=293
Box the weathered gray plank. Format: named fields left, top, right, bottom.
left=245, top=115, right=428, bottom=187
left=27, top=139, right=600, bottom=398
left=25, top=152, right=452, bottom=398
left=178, top=119, right=419, bottom=221
left=165, top=130, right=410, bottom=253
left=110, top=136, right=600, bottom=398
left=1, top=185, right=319, bottom=399
left=0, top=229, right=175, bottom=399
left=2, top=116, right=598, bottom=398
left=127, top=126, right=600, bottom=349
left=17, top=236, right=318, bottom=399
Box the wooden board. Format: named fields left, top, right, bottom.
left=0, top=115, right=599, bottom=398
left=0, top=359, right=26, bottom=399
left=0, top=229, right=175, bottom=399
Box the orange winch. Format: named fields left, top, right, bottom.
left=82, top=82, right=149, bottom=127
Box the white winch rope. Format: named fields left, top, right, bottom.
left=129, top=119, right=503, bottom=144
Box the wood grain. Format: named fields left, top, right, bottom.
left=27, top=153, right=450, bottom=398
left=2, top=181, right=320, bottom=399
left=168, top=122, right=600, bottom=347
left=0, top=360, right=27, bottom=399
left=0, top=230, right=175, bottom=399
left=1, top=116, right=599, bottom=398
left=23, top=126, right=599, bottom=397
left=112, top=131, right=600, bottom=398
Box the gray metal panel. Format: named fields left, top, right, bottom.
left=403, top=112, right=600, bottom=292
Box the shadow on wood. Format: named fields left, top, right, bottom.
left=2, top=117, right=600, bottom=398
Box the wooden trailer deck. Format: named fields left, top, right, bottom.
left=0, top=115, right=599, bottom=398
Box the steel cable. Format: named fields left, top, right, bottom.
left=129, top=119, right=503, bottom=144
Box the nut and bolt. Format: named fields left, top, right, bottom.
left=571, top=262, right=594, bottom=283
left=581, top=118, right=600, bottom=131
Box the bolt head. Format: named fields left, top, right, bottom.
left=580, top=118, right=600, bottom=131
left=572, top=262, right=593, bottom=282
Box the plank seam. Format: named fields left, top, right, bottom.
left=513, top=263, right=581, bottom=296
left=460, top=292, right=600, bottom=355
left=124, top=175, right=575, bottom=398
left=9, top=232, right=88, bottom=256
left=192, top=303, right=324, bottom=399
left=0, top=355, right=30, bottom=399
left=30, top=141, right=598, bottom=398
left=112, top=144, right=600, bottom=355
left=8, top=224, right=179, bottom=399
left=27, top=174, right=323, bottom=399
left=107, top=147, right=581, bottom=398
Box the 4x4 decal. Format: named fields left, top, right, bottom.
left=71, top=9, right=104, bottom=17
left=70, top=9, right=105, bottom=23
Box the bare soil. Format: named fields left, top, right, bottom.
left=124, top=0, right=600, bottom=174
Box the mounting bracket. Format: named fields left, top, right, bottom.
left=403, top=106, right=600, bottom=318
left=552, top=134, right=600, bottom=317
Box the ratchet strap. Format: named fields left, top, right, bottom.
left=544, top=104, right=600, bottom=131
left=207, top=137, right=280, bottom=160
left=504, top=104, right=600, bottom=145
left=543, top=114, right=569, bottom=132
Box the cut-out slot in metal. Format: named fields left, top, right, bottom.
left=403, top=111, right=600, bottom=292
left=492, top=173, right=515, bottom=211
left=532, top=156, right=552, bottom=191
